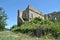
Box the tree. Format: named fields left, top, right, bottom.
left=10, top=25, right=17, bottom=30
left=0, top=7, right=7, bottom=30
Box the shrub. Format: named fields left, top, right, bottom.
left=11, top=17, right=60, bottom=38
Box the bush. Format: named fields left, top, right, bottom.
left=11, top=17, right=60, bottom=38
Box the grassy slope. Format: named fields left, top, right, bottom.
left=0, top=31, right=20, bottom=40
left=0, top=31, right=59, bottom=40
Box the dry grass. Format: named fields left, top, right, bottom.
left=0, top=31, right=59, bottom=40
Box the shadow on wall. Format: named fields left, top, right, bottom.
left=18, top=17, right=24, bottom=26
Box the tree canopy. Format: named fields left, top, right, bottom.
left=0, top=7, right=7, bottom=30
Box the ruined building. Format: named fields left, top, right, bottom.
left=17, top=5, right=60, bottom=26
left=46, top=12, right=60, bottom=20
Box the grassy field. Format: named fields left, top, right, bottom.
left=0, top=31, right=60, bottom=40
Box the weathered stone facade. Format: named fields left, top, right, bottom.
left=17, top=5, right=45, bottom=26
left=47, top=12, right=60, bottom=20
left=17, top=5, right=60, bottom=26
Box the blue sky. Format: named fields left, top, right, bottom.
left=0, top=0, right=60, bottom=29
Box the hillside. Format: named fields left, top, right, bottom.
left=0, top=31, right=19, bottom=40
left=10, top=17, right=60, bottom=40
left=0, top=31, right=60, bottom=40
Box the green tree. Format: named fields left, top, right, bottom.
left=0, top=7, right=7, bottom=30
left=10, top=25, right=17, bottom=30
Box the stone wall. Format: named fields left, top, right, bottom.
left=17, top=6, right=45, bottom=26
left=17, top=5, right=60, bottom=26
left=22, top=7, right=29, bottom=21
left=17, top=10, right=24, bottom=26
left=47, top=12, right=60, bottom=20
left=28, top=5, right=44, bottom=20
left=29, top=10, right=44, bottom=21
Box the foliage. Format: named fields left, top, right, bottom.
left=0, top=7, right=7, bottom=30
left=0, top=31, right=20, bottom=40
left=0, top=31, right=58, bottom=40
left=11, top=17, right=60, bottom=38
left=10, top=25, right=17, bottom=30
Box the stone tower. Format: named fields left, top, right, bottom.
left=17, top=10, right=24, bottom=26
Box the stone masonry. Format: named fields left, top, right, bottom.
left=17, top=5, right=60, bottom=26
